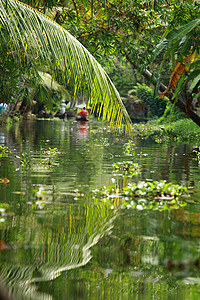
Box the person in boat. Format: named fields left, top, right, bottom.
left=80, top=107, right=88, bottom=118
left=60, top=99, right=67, bottom=115
left=55, top=99, right=67, bottom=119
left=76, top=107, right=89, bottom=121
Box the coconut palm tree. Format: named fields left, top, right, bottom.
left=0, top=0, right=132, bottom=133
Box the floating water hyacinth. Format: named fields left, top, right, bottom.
left=122, top=180, right=188, bottom=211
left=40, top=147, right=61, bottom=168
left=0, top=146, right=9, bottom=157
left=16, top=152, right=31, bottom=168
left=74, top=179, right=188, bottom=211
left=35, top=187, right=46, bottom=200
left=123, top=181, right=188, bottom=199
left=41, top=147, right=61, bottom=156
left=123, top=140, right=135, bottom=156
left=112, top=161, right=141, bottom=177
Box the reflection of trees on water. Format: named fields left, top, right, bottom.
left=136, top=141, right=197, bottom=186
left=0, top=201, right=117, bottom=299
left=0, top=120, right=114, bottom=204
left=1, top=120, right=200, bottom=299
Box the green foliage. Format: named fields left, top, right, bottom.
left=0, top=39, right=24, bottom=105
left=134, top=84, right=167, bottom=117
left=123, top=180, right=188, bottom=198
left=41, top=147, right=61, bottom=156
left=14, top=147, right=62, bottom=173
left=123, top=140, right=135, bottom=156
left=154, top=119, right=200, bottom=144
left=59, top=0, right=199, bottom=124
left=158, top=102, right=186, bottom=124
left=122, top=180, right=188, bottom=211
left=0, top=203, right=11, bottom=222
left=106, top=61, right=138, bottom=97
left=76, top=179, right=188, bottom=212
left=152, top=19, right=200, bottom=61
left=193, top=146, right=200, bottom=166
left=152, top=17, right=200, bottom=109
left=0, top=0, right=132, bottom=133
left=33, top=187, right=46, bottom=205
left=0, top=37, right=62, bottom=114
left=130, top=118, right=200, bottom=144
left=166, top=2, right=200, bottom=30
left=112, top=161, right=141, bottom=177
left=16, top=152, right=31, bottom=168
left=0, top=146, right=9, bottom=157
left=34, top=83, right=50, bottom=110
left=40, top=147, right=61, bottom=167
left=1, top=0, right=199, bottom=127
left=131, top=123, right=162, bottom=139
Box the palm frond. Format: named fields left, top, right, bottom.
left=0, top=0, right=132, bottom=133
left=38, top=72, right=71, bottom=101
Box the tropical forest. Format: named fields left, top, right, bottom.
left=0, top=0, right=200, bottom=299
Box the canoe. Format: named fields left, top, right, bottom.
left=75, top=116, right=89, bottom=121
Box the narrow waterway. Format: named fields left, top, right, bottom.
left=0, top=119, right=200, bottom=299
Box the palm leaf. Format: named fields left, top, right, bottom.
left=38, top=72, right=71, bottom=101
left=152, top=19, right=200, bottom=61
left=0, top=0, right=132, bottom=134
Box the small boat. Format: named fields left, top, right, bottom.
left=75, top=115, right=89, bottom=122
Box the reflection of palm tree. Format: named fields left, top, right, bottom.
left=0, top=203, right=117, bottom=299
left=0, top=0, right=132, bottom=134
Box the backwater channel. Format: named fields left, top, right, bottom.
left=0, top=119, right=200, bottom=299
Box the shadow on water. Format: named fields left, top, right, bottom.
left=0, top=119, right=200, bottom=299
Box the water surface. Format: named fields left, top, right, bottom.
left=0, top=119, right=200, bottom=299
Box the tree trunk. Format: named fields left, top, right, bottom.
left=123, top=51, right=200, bottom=127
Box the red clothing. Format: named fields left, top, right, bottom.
left=80, top=109, right=87, bottom=117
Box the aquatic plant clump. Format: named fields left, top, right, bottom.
left=123, top=140, right=135, bottom=156
left=41, top=147, right=61, bottom=156
left=112, top=161, right=141, bottom=177
left=122, top=180, right=188, bottom=211
left=16, top=151, right=31, bottom=168
left=193, top=146, right=200, bottom=165
left=75, top=179, right=188, bottom=212
left=0, top=146, right=9, bottom=157
left=40, top=147, right=61, bottom=167
left=131, top=123, right=162, bottom=139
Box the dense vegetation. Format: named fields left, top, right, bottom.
left=0, top=0, right=200, bottom=129
left=0, top=3, right=200, bottom=298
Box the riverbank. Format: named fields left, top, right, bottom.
left=132, top=118, right=200, bottom=144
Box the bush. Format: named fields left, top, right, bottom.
left=158, top=102, right=186, bottom=124
left=134, top=83, right=167, bottom=117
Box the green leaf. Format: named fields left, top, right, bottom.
left=166, top=19, right=200, bottom=44
left=195, top=91, right=200, bottom=99
left=153, top=74, right=160, bottom=98
left=152, top=19, right=200, bottom=60
left=190, top=59, right=200, bottom=70
left=172, top=73, right=186, bottom=100
left=178, top=36, right=193, bottom=57
left=189, top=74, right=200, bottom=91
left=35, top=84, right=49, bottom=107
left=182, top=69, right=200, bottom=89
